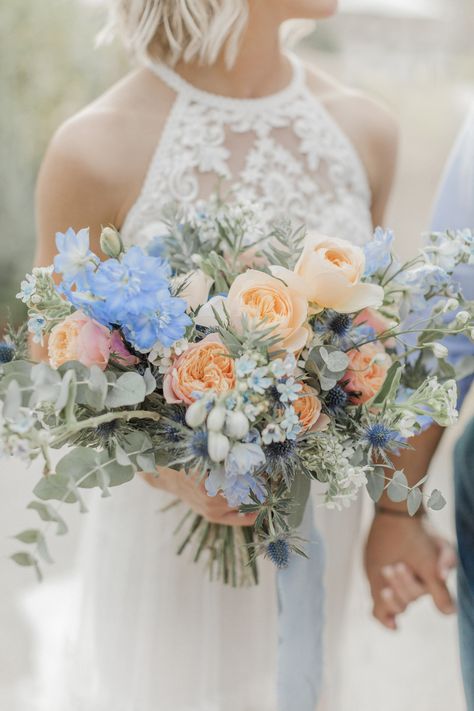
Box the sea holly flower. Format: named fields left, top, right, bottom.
left=54, top=228, right=98, bottom=284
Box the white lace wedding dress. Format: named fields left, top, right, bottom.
left=27, top=53, right=372, bottom=711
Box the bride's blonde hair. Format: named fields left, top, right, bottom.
left=100, top=0, right=250, bottom=68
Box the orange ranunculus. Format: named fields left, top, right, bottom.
left=163, top=334, right=236, bottom=405
left=343, top=342, right=391, bottom=404
left=273, top=232, right=384, bottom=314
left=48, top=311, right=111, bottom=370
left=226, top=270, right=308, bottom=353
left=293, top=383, right=329, bottom=431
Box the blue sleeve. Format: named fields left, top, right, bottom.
left=430, top=107, right=474, bottom=408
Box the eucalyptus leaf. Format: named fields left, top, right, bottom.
left=407, top=487, right=423, bottom=516
left=27, top=501, right=68, bottom=535
left=143, top=368, right=157, bottom=396
left=105, top=372, right=146, bottom=407
left=323, top=350, right=350, bottom=373
left=11, top=551, right=37, bottom=567
left=115, top=443, right=132, bottom=466
left=387, top=470, right=408, bottom=503
left=3, top=380, right=22, bottom=420
left=36, top=535, right=54, bottom=564
left=427, top=488, right=446, bottom=511
left=366, top=468, right=385, bottom=502
left=137, top=452, right=156, bottom=472
left=87, top=366, right=108, bottom=410
left=14, top=529, right=40, bottom=545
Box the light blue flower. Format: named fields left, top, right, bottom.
left=236, top=354, right=258, bottom=378
left=276, top=377, right=302, bottom=403
left=205, top=442, right=267, bottom=507
left=248, top=366, right=272, bottom=394
left=364, top=227, right=393, bottom=276
left=280, top=406, right=302, bottom=440
left=28, top=315, right=46, bottom=344
left=16, top=274, right=37, bottom=304
left=262, top=423, right=285, bottom=444
left=226, top=442, right=266, bottom=478
left=122, top=289, right=191, bottom=350
left=54, top=228, right=98, bottom=283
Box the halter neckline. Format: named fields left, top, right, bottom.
left=144, top=52, right=305, bottom=111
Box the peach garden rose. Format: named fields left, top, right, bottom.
left=343, top=341, right=391, bottom=404
left=226, top=269, right=308, bottom=353
left=48, top=311, right=111, bottom=370
left=273, top=232, right=384, bottom=314
left=163, top=334, right=236, bottom=405
left=293, top=383, right=329, bottom=432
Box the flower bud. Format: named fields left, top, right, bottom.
left=432, top=342, right=448, bottom=359
left=100, top=226, right=123, bottom=259
left=225, top=410, right=249, bottom=439
left=207, top=405, right=227, bottom=432
left=185, top=399, right=208, bottom=429
left=455, top=310, right=470, bottom=326
left=443, top=298, right=459, bottom=313
left=207, top=431, right=230, bottom=463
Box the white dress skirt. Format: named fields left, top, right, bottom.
left=25, top=52, right=372, bottom=711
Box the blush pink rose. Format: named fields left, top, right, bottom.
left=110, top=330, right=139, bottom=366
left=343, top=341, right=391, bottom=404
left=48, top=311, right=111, bottom=370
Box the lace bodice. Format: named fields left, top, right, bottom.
left=121, top=53, right=373, bottom=248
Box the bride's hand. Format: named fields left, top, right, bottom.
left=140, top=468, right=258, bottom=527
left=365, top=512, right=456, bottom=630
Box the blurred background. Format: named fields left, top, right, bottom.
left=1, top=0, right=473, bottom=709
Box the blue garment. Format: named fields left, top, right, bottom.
left=431, top=105, right=474, bottom=406
left=432, top=105, right=474, bottom=709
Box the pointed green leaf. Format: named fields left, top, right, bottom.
left=366, top=468, right=385, bottom=502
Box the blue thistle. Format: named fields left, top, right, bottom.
left=96, top=420, right=120, bottom=444
left=190, top=431, right=208, bottom=459
left=267, top=539, right=290, bottom=569
left=327, top=313, right=352, bottom=338
left=325, top=384, right=349, bottom=412
left=364, top=423, right=399, bottom=451
left=0, top=342, right=15, bottom=363
left=263, top=438, right=297, bottom=464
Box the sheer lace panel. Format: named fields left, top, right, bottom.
left=121, top=54, right=373, bottom=248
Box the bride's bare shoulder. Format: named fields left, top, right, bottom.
left=304, top=63, right=398, bottom=220
left=37, top=68, right=174, bottom=230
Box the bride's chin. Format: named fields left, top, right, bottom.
left=285, top=0, right=339, bottom=21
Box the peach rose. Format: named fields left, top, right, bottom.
left=343, top=342, right=391, bottom=404
left=293, top=383, right=329, bottom=431
left=354, top=308, right=396, bottom=348
left=226, top=270, right=308, bottom=353
left=280, top=232, right=384, bottom=313
left=163, top=334, right=236, bottom=405
left=48, top=311, right=111, bottom=370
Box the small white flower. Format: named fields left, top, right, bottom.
left=185, top=400, right=209, bottom=429
left=455, top=310, right=470, bottom=327
left=207, top=405, right=227, bottom=432
left=443, top=298, right=459, bottom=313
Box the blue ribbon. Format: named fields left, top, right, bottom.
left=277, top=496, right=325, bottom=711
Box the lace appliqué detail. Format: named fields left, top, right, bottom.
left=121, top=56, right=373, bottom=249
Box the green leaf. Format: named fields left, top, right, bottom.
left=55, top=369, right=77, bottom=423
left=407, top=487, right=423, bottom=516
left=36, top=535, right=54, bottom=564
left=137, top=452, right=156, bottom=472
left=288, top=471, right=311, bottom=529
left=427, top=488, right=446, bottom=511
left=33, top=472, right=78, bottom=504
left=370, top=361, right=402, bottom=406
left=27, top=501, right=68, bottom=535
left=14, top=529, right=40, bottom=544
left=87, top=366, right=108, bottom=410
left=115, top=443, right=131, bottom=466
left=11, top=551, right=36, bottom=567
left=320, top=347, right=349, bottom=373
left=387, top=470, right=408, bottom=503
left=143, top=368, right=157, bottom=396
left=105, top=372, right=146, bottom=407
left=366, top=468, right=385, bottom=502
left=30, top=363, right=61, bottom=405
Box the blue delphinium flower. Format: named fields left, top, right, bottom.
left=364, top=227, right=394, bottom=277
left=0, top=342, right=15, bottom=363
left=122, top=286, right=191, bottom=350
left=54, top=228, right=98, bottom=284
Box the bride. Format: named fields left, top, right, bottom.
left=31, top=1, right=403, bottom=709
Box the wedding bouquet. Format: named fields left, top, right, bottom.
left=2, top=201, right=474, bottom=585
